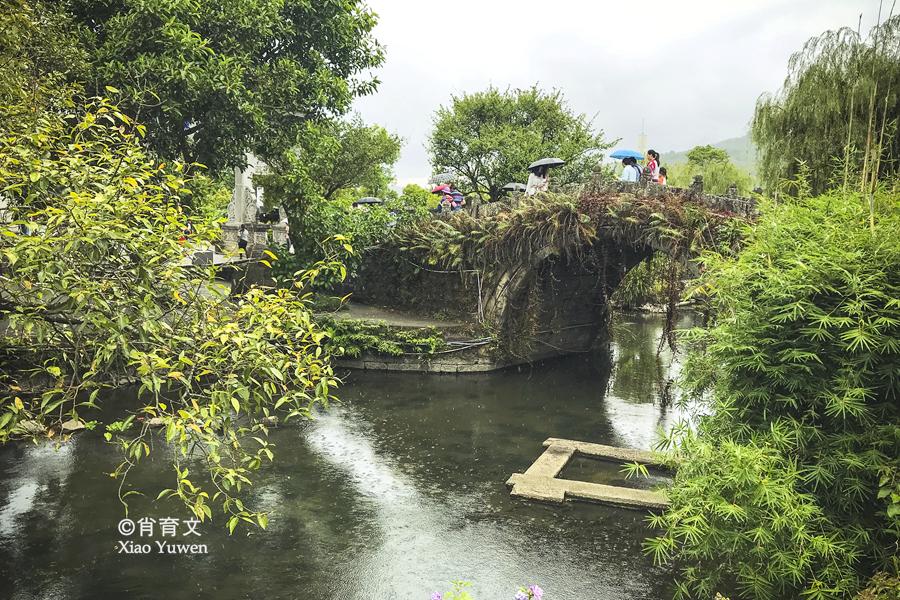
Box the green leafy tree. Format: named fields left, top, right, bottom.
left=428, top=86, right=612, bottom=201
left=0, top=84, right=346, bottom=530
left=308, top=117, right=402, bottom=200
left=753, top=15, right=900, bottom=194
left=0, top=0, right=85, bottom=108
left=666, top=145, right=755, bottom=196
left=257, top=117, right=402, bottom=252
left=62, top=0, right=384, bottom=170
left=647, top=188, right=900, bottom=599
left=397, top=183, right=437, bottom=210
left=686, top=144, right=730, bottom=167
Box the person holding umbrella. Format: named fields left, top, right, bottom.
left=610, top=149, right=644, bottom=183
left=430, top=184, right=452, bottom=213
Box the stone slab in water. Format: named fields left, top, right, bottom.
left=507, top=438, right=670, bottom=511
left=541, top=437, right=667, bottom=467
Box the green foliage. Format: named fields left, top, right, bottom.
left=620, top=461, right=650, bottom=479
left=399, top=183, right=439, bottom=210
left=0, top=0, right=87, bottom=119
left=648, top=438, right=862, bottom=600
left=0, top=88, right=343, bottom=531
left=256, top=117, right=403, bottom=257
left=62, top=0, right=384, bottom=169
left=185, top=171, right=232, bottom=225
left=319, top=318, right=446, bottom=358
left=855, top=573, right=900, bottom=600
left=663, top=135, right=758, bottom=174
left=428, top=86, right=612, bottom=201
left=431, top=581, right=544, bottom=600
left=392, top=193, right=596, bottom=273
left=686, top=145, right=730, bottom=167
left=665, top=145, right=755, bottom=196
left=611, top=252, right=679, bottom=308
left=439, top=581, right=475, bottom=600
left=303, top=116, right=403, bottom=201
left=391, top=190, right=741, bottom=291
left=753, top=16, right=900, bottom=194
left=650, top=189, right=900, bottom=598
left=268, top=195, right=430, bottom=288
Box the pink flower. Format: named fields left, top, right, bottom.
left=528, top=585, right=544, bottom=600
left=431, top=594, right=442, bottom=600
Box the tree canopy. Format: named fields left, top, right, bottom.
left=60, top=0, right=384, bottom=170
left=255, top=117, right=402, bottom=253
left=0, top=87, right=345, bottom=529
left=686, top=145, right=730, bottom=167
left=666, top=145, right=755, bottom=196
left=0, top=0, right=366, bottom=532
left=753, top=15, right=900, bottom=194
left=428, top=86, right=611, bottom=202
left=309, top=117, right=403, bottom=201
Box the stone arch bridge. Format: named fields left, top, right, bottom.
left=345, top=180, right=755, bottom=371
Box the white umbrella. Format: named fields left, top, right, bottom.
left=429, top=171, right=456, bottom=184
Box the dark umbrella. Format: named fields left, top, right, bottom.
left=527, top=157, right=566, bottom=172
left=352, top=197, right=383, bottom=206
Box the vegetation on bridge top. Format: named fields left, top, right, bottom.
left=389, top=188, right=748, bottom=277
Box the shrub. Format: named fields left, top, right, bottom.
left=648, top=188, right=900, bottom=598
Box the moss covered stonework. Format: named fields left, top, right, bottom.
left=344, top=187, right=752, bottom=371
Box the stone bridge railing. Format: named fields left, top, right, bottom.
left=465, top=175, right=758, bottom=220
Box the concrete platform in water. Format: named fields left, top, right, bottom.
left=507, top=438, right=670, bottom=510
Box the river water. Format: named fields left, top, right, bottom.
left=0, top=312, right=697, bottom=600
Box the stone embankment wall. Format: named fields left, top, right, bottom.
left=350, top=248, right=480, bottom=321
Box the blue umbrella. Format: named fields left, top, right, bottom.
left=609, top=149, right=644, bottom=160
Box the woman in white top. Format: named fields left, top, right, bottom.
left=619, top=157, right=642, bottom=182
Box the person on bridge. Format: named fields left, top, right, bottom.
left=645, top=150, right=661, bottom=182
left=448, top=184, right=466, bottom=211
left=619, top=157, right=642, bottom=182
left=657, top=167, right=668, bottom=186
left=238, top=224, right=249, bottom=257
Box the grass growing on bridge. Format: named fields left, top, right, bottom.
left=391, top=189, right=747, bottom=275
left=384, top=190, right=750, bottom=354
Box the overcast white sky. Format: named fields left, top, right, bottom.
left=353, top=0, right=880, bottom=189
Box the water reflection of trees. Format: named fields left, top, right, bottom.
left=608, top=314, right=680, bottom=406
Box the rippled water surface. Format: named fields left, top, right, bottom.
left=0, top=312, right=696, bottom=600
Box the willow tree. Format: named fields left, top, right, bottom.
left=753, top=15, right=900, bottom=194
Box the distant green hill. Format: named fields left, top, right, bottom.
left=662, top=134, right=757, bottom=173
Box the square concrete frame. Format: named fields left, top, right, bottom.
left=506, top=438, right=670, bottom=510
